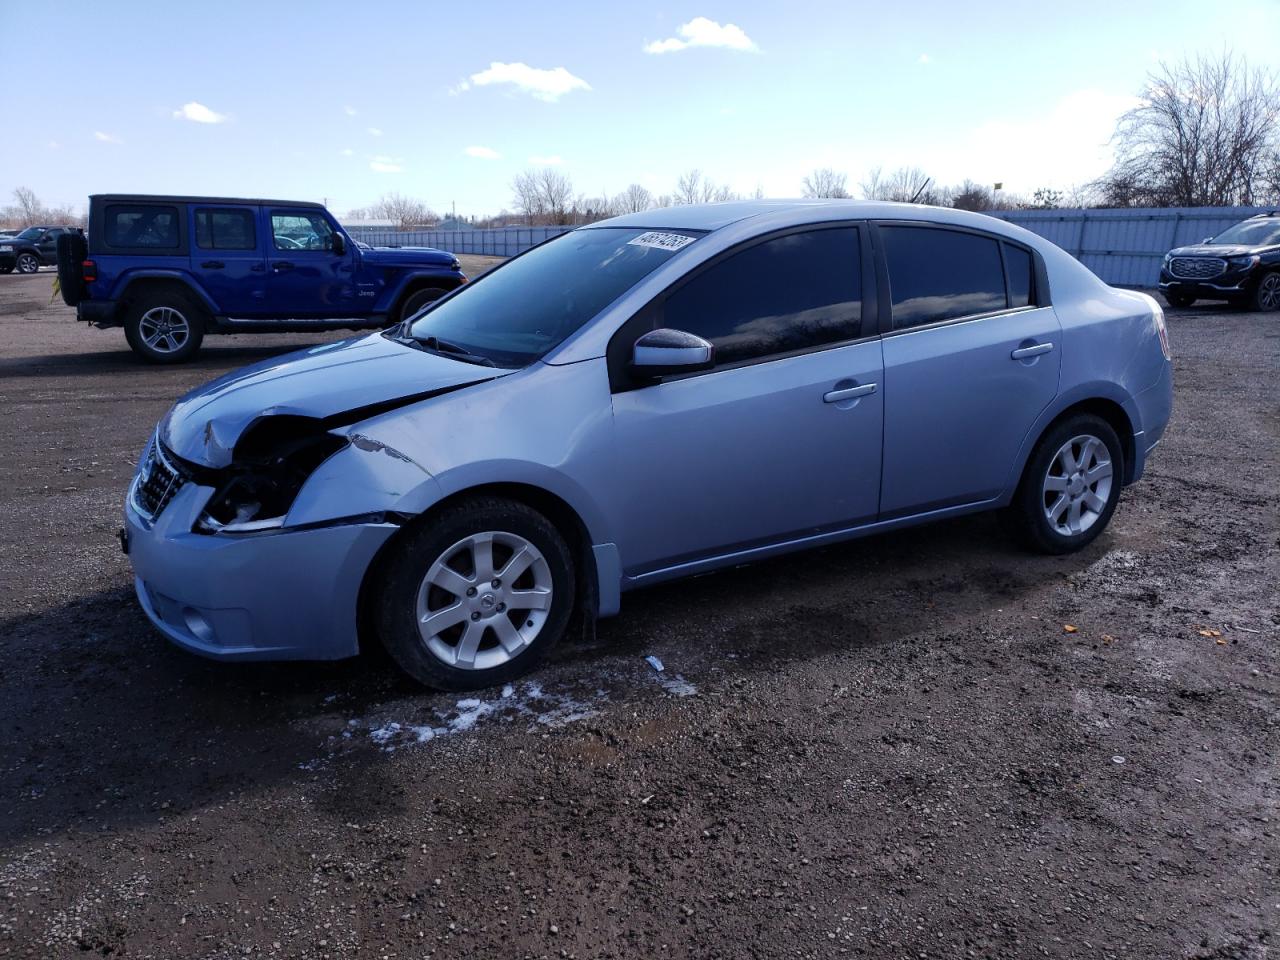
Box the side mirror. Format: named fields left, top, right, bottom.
left=1202, top=236, right=1213, bottom=244
left=331, top=232, right=346, bottom=255
left=630, top=328, right=714, bottom=378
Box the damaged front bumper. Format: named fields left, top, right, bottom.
left=124, top=481, right=398, bottom=661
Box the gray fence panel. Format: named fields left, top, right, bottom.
left=347, top=209, right=1277, bottom=285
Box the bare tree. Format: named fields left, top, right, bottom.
left=801, top=168, right=850, bottom=198
left=1029, top=186, right=1064, bottom=209
left=951, top=179, right=995, bottom=211
left=359, top=192, right=436, bottom=229
left=674, top=169, right=705, bottom=205
left=1097, top=51, right=1280, bottom=206
left=618, top=183, right=654, bottom=213
left=536, top=168, right=575, bottom=224
left=511, top=171, right=544, bottom=224
left=12, top=187, right=41, bottom=225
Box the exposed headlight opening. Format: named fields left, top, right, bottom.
left=195, top=416, right=348, bottom=534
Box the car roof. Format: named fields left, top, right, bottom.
left=89, top=194, right=325, bottom=208
left=589, top=199, right=1025, bottom=234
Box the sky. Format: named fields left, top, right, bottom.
left=2, top=0, right=1278, bottom=219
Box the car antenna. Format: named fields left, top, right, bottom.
left=909, top=178, right=933, bottom=204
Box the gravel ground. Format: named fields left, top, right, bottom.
left=0, top=266, right=1276, bottom=959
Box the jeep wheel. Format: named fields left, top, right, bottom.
left=1251, top=272, right=1280, bottom=312
left=123, top=291, right=207, bottom=364
left=399, top=286, right=448, bottom=324
left=15, top=252, right=40, bottom=274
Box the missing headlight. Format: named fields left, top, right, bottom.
left=197, top=416, right=348, bottom=534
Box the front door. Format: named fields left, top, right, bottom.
left=876, top=223, right=1062, bottom=516
left=190, top=206, right=266, bottom=316
left=266, top=208, right=356, bottom=317
left=609, top=226, right=884, bottom=576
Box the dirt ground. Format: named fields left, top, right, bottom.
left=0, top=264, right=1276, bottom=960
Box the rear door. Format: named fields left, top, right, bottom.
left=876, top=223, right=1060, bottom=516
left=266, top=207, right=356, bottom=317
left=190, top=205, right=266, bottom=316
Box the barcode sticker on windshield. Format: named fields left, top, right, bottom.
left=628, top=232, right=696, bottom=252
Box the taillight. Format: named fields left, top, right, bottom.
left=1152, top=303, right=1171, bottom=360
left=81, top=259, right=97, bottom=283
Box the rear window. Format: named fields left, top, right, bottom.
left=883, top=226, right=1006, bottom=328
left=1004, top=243, right=1034, bottom=308
left=105, top=205, right=180, bottom=249
left=195, top=208, right=256, bottom=250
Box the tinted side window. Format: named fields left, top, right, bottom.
left=1004, top=243, right=1033, bottom=308
left=662, top=228, right=862, bottom=366
left=883, top=226, right=1006, bottom=329
left=195, top=208, right=256, bottom=250
left=105, top=205, right=180, bottom=249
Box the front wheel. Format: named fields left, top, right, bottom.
left=1162, top=290, right=1195, bottom=309
left=399, top=286, right=448, bottom=324
left=1005, top=414, right=1124, bottom=554
left=374, top=497, right=576, bottom=690
left=123, top=291, right=206, bottom=363
left=15, top=252, right=40, bottom=274
left=1251, top=272, right=1280, bottom=312
left=0, top=263, right=12, bottom=275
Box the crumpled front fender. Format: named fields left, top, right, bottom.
left=285, top=435, right=443, bottom=527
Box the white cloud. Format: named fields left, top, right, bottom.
left=94, top=131, right=122, bottom=144
left=369, top=155, right=403, bottom=173
left=343, top=105, right=358, bottom=116
left=528, top=154, right=563, bottom=165
left=644, top=17, right=757, bottom=54
left=341, top=147, right=354, bottom=156
left=918, top=53, right=931, bottom=64
left=448, top=80, right=471, bottom=96
left=466, top=61, right=590, bottom=102
left=464, top=145, right=501, bottom=159
left=172, top=101, right=227, bottom=124
left=367, top=126, right=383, bottom=137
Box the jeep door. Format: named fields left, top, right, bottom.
left=190, top=206, right=266, bottom=316
left=266, top=208, right=356, bottom=317
left=874, top=223, right=1061, bottom=516
left=609, top=225, right=884, bottom=577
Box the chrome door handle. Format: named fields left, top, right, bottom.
left=1011, top=342, right=1054, bottom=360
left=823, top=382, right=877, bottom=403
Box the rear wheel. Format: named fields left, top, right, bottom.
left=123, top=290, right=206, bottom=363
left=1162, top=290, right=1195, bottom=309
left=15, top=252, right=39, bottom=274
left=1006, top=414, right=1124, bottom=554
left=1251, top=271, right=1280, bottom=312
left=374, top=497, right=575, bottom=690
left=398, top=286, right=448, bottom=324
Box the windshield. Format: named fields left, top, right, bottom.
left=1209, top=219, right=1280, bottom=247
left=14, top=227, right=43, bottom=240
left=407, top=227, right=700, bottom=367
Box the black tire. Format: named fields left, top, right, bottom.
left=398, top=286, right=448, bottom=324
left=1005, top=413, right=1124, bottom=555
left=15, top=251, right=40, bottom=274
left=1162, top=290, right=1195, bottom=309
left=0, top=264, right=12, bottom=275
left=55, top=231, right=88, bottom=306
left=1250, top=271, right=1280, bottom=312
left=122, top=288, right=207, bottom=364
left=374, top=497, right=576, bottom=691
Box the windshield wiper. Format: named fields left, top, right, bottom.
left=414, top=335, right=496, bottom=367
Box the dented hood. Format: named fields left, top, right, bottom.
left=161, top=333, right=502, bottom=467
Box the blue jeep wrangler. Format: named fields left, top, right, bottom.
left=56, top=194, right=466, bottom=362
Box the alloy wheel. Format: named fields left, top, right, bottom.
left=1259, top=274, right=1280, bottom=311
left=138, top=306, right=191, bottom=354
left=16, top=253, right=39, bottom=274
left=1042, top=434, right=1113, bottom=536
left=415, top=531, right=554, bottom=670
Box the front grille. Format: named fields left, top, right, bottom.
left=1170, top=257, right=1226, bottom=280
left=132, top=437, right=186, bottom=520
